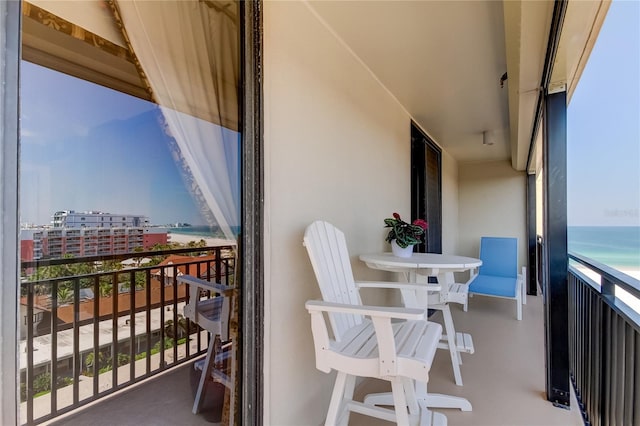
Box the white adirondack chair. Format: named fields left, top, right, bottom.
left=304, top=221, right=446, bottom=426
left=180, top=274, right=233, bottom=414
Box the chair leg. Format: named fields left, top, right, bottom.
left=344, top=374, right=356, bottom=401
left=325, top=371, right=348, bottom=426
left=193, top=334, right=220, bottom=414
left=522, top=266, right=527, bottom=305
left=442, top=305, right=463, bottom=385
left=338, top=375, right=356, bottom=426
left=463, top=294, right=471, bottom=312
left=391, top=377, right=410, bottom=426
left=403, top=378, right=420, bottom=418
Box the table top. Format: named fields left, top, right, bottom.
left=359, top=252, right=482, bottom=270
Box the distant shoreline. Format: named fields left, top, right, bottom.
left=573, top=265, right=640, bottom=313
left=574, top=265, right=640, bottom=281
left=168, top=232, right=236, bottom=247
left=621, top=268, right=640, bottom=281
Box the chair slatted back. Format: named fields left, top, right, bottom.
left=182, top=276, right=232, bottom=342
left=479, top=237, right=518, bottom=278
left=304, top=221, right=363, bottom=341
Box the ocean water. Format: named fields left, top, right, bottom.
left=568, top=226, right=640, bottom=270
left=172, top=225, right=640, bottom=267
left=172, top=225, right=639, bottom=270
left=169, top=225, right=241, bottom=239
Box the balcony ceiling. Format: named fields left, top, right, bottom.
left=29, top=0, right=599, bottom=172
left=307, top=0, right=554, bottom=170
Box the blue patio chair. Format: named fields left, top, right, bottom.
left=464, top=237, right=526, bottom=320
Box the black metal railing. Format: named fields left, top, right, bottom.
left=568, top=252, right=640, bottom=426
left=20, top=246, right=235, bottom=425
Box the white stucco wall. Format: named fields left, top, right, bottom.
left=263, top=2, right=458, bottom=424
left=457, top=161, right=527, bottom=270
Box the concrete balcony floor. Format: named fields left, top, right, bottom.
left=351, top=294, right=583, bottom=426
left=46, top=294, right=583, bottom=426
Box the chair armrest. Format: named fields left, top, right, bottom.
left=464, top=268, right=479, bottom=285
left=305, top=300, right=426, bottom=321
left=178, top=274, right=231, bottom=295
left=516, top=267, right=525, bottom=287
left=182, top=275, right=233, bottom=335
left=519, top=266, right=527, bottom=304
left=355, top=280, right=441, bottom=292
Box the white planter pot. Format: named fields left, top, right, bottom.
left=391, top=240, right=414, bottom=258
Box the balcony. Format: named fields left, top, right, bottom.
left=25, top=248, right=638, bottom=425
left=43, top=271, right=583, bottom=426
left=2, top=0, right=637, bottom=424
left=20, top=246, right=235, bottom=425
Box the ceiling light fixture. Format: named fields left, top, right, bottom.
left=482, top=131, right=495, bottom=146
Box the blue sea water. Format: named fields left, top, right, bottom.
left=172, top=225, right=639, bottom=270
left=568, top=226, right=640, bottom=270
left=169, top=225, right=241, bottom=239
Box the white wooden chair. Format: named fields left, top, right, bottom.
left=414, top=271, right=474, bottom=387
left=464, top=237, right=526, bottom=320
left=179, top=274, right=233, bottom=414
left=304, top=221, right=446, bottom=426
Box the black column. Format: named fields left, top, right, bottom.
left=543, top=90, right=570, bottom=407
left=527, top=173, right=538, bottom=295
left=241, top=1, right=264, bottom=424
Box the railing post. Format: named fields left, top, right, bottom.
left=601, top=277, right=616, bottom=299
left=26, top=285, right=35, bottom=424
left=601, top=269, right=617, bottom=426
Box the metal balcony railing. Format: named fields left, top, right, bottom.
left=19, top=245, right=236, bottom=425
left=568, top=252, right=640, bottom=425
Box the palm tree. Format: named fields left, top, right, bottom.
left=56, top=286, right=73, bottom=304
left=164, top=314, right=192, bottom=339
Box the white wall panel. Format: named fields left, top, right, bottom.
left=458, top=161, right=527, bottom=273
left=263, top=2, right=459, bottom=423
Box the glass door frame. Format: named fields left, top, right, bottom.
left=0, top=1, right=264, bottom=424
left=240, top=1, right=264, bottom=424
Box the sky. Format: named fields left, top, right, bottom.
left=567, top=0, right=640, bottom=227
left=20, top=61, right=240, bottom=227
left=19, top=0, right=639, bottom=228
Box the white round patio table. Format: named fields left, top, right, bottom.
left=359, top=252, right=482, bottom=412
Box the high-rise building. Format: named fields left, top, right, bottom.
left=51, top=210, right=149, bottom=228
left=21, top=211, right=169, bottom=261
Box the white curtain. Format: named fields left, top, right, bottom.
left=114, top=0, right=240, bottom=243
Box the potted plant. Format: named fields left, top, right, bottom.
left=384, top=213, right=428, bottom=257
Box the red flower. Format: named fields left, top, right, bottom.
left=412, top=219, right=428, bottom=230
left=393, top=212, right=401, bottom=220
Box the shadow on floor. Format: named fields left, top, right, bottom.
left=48, top=362, right=221, bottom=426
